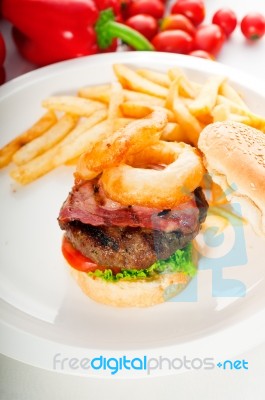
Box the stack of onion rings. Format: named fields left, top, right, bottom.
left=101, top=141, right=205, bottom=208
left=75, top=109, right=167, bottom=181
left=75, top=110, right=204, bottom=208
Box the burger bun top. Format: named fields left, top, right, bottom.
left=198, top=121, right=265, bottom=236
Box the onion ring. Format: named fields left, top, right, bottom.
left=126, top=141, right=178, bottom=167
left=75, top=109, right=167, bottom=181
left=100, top=142, right=205, bottom=208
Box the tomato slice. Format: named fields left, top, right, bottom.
left=62, top=236, right=105, bottom=272
left=62, top=236, right=124, bottom=274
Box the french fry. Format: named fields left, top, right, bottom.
left=53, top=121, right=108, bottom=165
left=217, top=95, right=265, bottom=130
left=113, top=64, right=168, bottom=98
left=168, top=80, right=203, bottom=145
left=217, top=95, right=246, bottom=113
left=136, top=68, right=171, bottom=88
left=167, top=67, right=184, bottom=82
left=179, top=78, right=201, bottom=99
left=168, top=68, right=201, bottom=98
left=10, top=120, right=107, bottom=185
left=211, top=182, right=228, bottom=205
left=120, top=101, right=150, bottom=118
left=10, top=110, right=107, bottom=184
left=55, top=118, right=130, bottom=167
left=172, top=101, right=203, bottom=145
left=196, top=114, right=214, bottom=125
left=79, top=85, right=164, bottom=106
left=123, top=90, right=164, bottom=105
left=0, top=111, right=57, bottom=168
left=229, top=113, right=252, bottom=124
left=209, top=206, right=247, bottom=226
left=107, top=82, right=124, bottom=133
left=160, top=122, right=187, bottom=142
left=13, top=114, right=78, bottom=165
left=78, top=84, right=110, bottom=103
left=10, top=116, right=132, bottom=185
left=130, top=91, right=165, bottom=106
left=10, top=146, right=59, bottom=185
left=120, top=102, right=175, bottom=122
left=165, top=78, right=178, bottom=110
left=219, top=82, right=248, bottom=110
left=213, top=103, right=252, bottom=125
left=212, top=104, right=230, bottom=122
left=42, top=96, right=106, bottom=116
left=113, top=118, right=135, bottom=130
left=188, top=76, right=226, bottom=117
left=202, top=215, right=229, bottom=234
left=6, top=63, right=265, bottom=186
left=58, top=109, right=107, bottom=146
left=65, top=156, right=80, bottom=166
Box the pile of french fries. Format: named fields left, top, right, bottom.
left=1, top=63, right=265, bottom=188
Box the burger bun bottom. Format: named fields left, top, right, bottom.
left=70, top=267, right=192, bottom=307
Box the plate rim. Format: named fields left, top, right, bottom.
left=1, top=51, right=265, bottom=376
left=1, top=51, right=265, bottom=99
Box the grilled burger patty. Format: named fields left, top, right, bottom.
left=59, top=185, right=208, bottom=270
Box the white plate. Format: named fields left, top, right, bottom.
left=1, top=52, right=265, bottom=378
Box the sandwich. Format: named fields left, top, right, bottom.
left=58, top=110, right=208, bottom=307
left=198, top=120, right=265, bottom=236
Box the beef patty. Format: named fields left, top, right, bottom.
left=59, top=187, right=208, bottom=270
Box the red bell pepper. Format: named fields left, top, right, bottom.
left=2, top=0, right=154, bottom=66
left=0, top=31, right=5, bottom=65
left=0, top=31, right=6, bottom=84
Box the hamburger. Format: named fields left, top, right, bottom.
left=58, top=181, right=208, bottom=307
left=198, top=120, right=265, bottom=237
left=58, top=111, right=208, bottom=307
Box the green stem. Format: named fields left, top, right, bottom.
left=95, top=8, right=154, bottom=51
left=105, top=21, right=154, bottom=51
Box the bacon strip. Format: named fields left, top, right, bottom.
left=58, top=180, right=200, bottom=233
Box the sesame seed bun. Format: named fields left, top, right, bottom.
left=198, top=121, right=265, bottom=235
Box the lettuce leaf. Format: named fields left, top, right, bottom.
left=88, top=243, right=196, bottom=282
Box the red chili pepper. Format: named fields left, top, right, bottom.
left=2, top=0, right=153, bottom=66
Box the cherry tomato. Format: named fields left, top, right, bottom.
left=0, top=32, right=6, bottom=66
left=212, top=8, right=237, bottom=37
left=120, top=0, right=132, bottom=20
left=189, top=50, right=214, bottom=60
left=171, top=0, right=205, bottom=26
left=127, top=0, right=165, bottom=20
left=152, top=30, right=194, bottom=54
left=125, top=14, right=159, bottom=40
left=94, top=0, right=121, bottom=15
left=194, top=24, right=225, bottom=56
left=161, top=14, right=196, bottom=37
left=241, top=13, right=265, bottom=40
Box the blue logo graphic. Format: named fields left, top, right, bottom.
left=164, top=201, right=247, bottom=302
left=199, top=203, right=247, bottom=298
left=216, top=359, right=249, bottom=370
